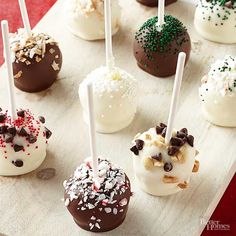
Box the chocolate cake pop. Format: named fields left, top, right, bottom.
left=0, top=109, right=52, bottom=176
left=10, top=29, right=62, bottom=92
left=64, top=0, right=121, bottom=40
left=134, top=15, right=191, bottom=77
left=130, top=125, right=199, bottom=196
left=64, top=158, right=132, bottom=232
left=194, top=0, right=236, bottom=44
left=137, top=0, right=177, bottom=7
left=199, top=55, right=236, bottom=127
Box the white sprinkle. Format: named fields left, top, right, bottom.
left=120, top=209, right=124, bottom=212
left=105, top=208, right=112, bottom=213
left=113, top=208, right=118, bottom=215
left=81, top=207, right=86, bottom=211
left=95, top=223, right=101, bottom=229
left=91, top=216, right=96, bottom=220
left=88, top=203, right=95, bottom=209
left=119, top=198, right=128, bottom=207
left=51, top=61, right=60, bottom=71
left=64, top=198, right=70, bottom=207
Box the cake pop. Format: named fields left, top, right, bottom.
left=194, top=0, right=236, bottom=44
left=134, top=0, right=191, bottom=77
left=199, top=55, right=236, bottom=127
left=10, top=0, right=62, bottom=93
left=130, top=53, right=199, bottom=196
left=64, top=0, right=121, bottom=40
left=137, top=0, right=177, bottom=7
left=79, top=0, right=138, bottom=133
left=64, top=83, right=132, bottom=232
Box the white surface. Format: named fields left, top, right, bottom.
left=0, top=0, right=235, bottom=235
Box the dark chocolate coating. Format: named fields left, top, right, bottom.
left=137, top=0, right=177, bottom=7
left=65, top=175, right=131, bottom=232
left=13, top=44, right=62, bottom=93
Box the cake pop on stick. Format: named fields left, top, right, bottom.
left=137, top=0, right=177, bottom=7
left=9, top=0, right=62, bottom=93
left=0, top=20, right=52, bottom=176
left=64, top=83, right=132, bottom=232
left=79, top=0, right=138, bottom=133
left=130, top=52, right=199, bottom=196
left=133, top=0, right=191, bottom=77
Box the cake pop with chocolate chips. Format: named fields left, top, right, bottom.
left=64, top=0, right=121, bottom=40
left=134, top=0, right=191, bottom=77
left=194, top=0, right=236, bottom=44
left=10, top=0, right=62, bottom=93
left=137, top=0, right=177, bottom=7
left=0, top=109, right=52, bottom=176
left=199, top=55, right=236, bottom=127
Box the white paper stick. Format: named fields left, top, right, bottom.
left=165, top=52, right=186, bottom=144
left=157, top=0, right=165, bottom=28
left=104, top=0, right=114, bottom=71
left=86, top=83, right=98, bottom=180
left=18, top=0, right=31, bottom=37
left=1, top=20, right=17, bottom=120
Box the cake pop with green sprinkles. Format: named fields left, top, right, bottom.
left=133, top=14, right=191, bottom=78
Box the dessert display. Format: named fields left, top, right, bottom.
left=130, top=124, right=199, bottom=196
left=137, top=0, right=177, bottom=7
left=64, top=157, right=132, bottom=232
left=79, top=66, right=138, bottom=133
left=64, top=0, right=121, bottom=40
left=79, top=0, right=138, bottom=133
left=194, top=0, right=236, bottom=44
left=0, top=109, right=52, bottom=176
left=199, top=55, right=236, bottom=127
left=133, top=4, right=191, bottom=77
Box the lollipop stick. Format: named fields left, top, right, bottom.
left=18, top=0, right=31, bottom=37
left=165, top=52, right=186, bottom=144
left=104, top=0, right=114, bottom=71
left=157, top=0, right=165, bottom=28
left=1, top=20, right=17, bottom=120
left=86, top=83, right=98, bottom=180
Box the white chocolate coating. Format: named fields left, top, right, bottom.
left=194, top=0, right=236, bottom=44
left=199, top=55, right=236, bottom=127
left=64, top=0, right=121, bottom=40
left=79, top=66, right=139, bottom=133
left=131, top=127, right=198, bottom=196
left=0, top=110, right=50, bottom=176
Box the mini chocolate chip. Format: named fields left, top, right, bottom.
left=12, top=159, right=24, bottom=167
left=0, top=113, right=6, bottom=123
left=176, top=131, right=187, bottom=139
left=13, top=144, right=24, bottom=152
left=180, top=128, right=188, bottom=134
left=5, top=135, right=13, bottom=143
left=135, top=139, right=144, bottom=150
left=164, top=162, right=173, bottom=172
left=130, top=146, right=139, bottom=155
left=39, top=116, right=45, bottom=123
left=161, top=127, right=167, bottom=138
left=167, top=146, right=179, bottom=156
left=156, top=126, right=163, bottom=134
left=45, top=127, right=52, bottom=139
left=170, top=137, right=185, bottom=147
left=160, top=123, right=167, bottom=128
left=187, top=135, right=194, bottom=147
left=28, top=134, right=37, bottom=144
left=18, top=127, right=28, bottom=136
left=7, top=126, right=17, bottom=136
left=0, top=125, right=8, bottom=134
left=152, top=153, right=162, bottom=161
left=17, top=110, right=25, bottom=118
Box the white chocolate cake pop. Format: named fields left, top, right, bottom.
left=64, top=0, right=121, bottom=40
left=130, top=124, right=199, bottom=196
left=199, top=55, right=236, bottom=127
left=0, top=109, right=52, bottom=176
left=79, top=66, right=138, bottom=133
left=194, top=0, right=236, bottom=44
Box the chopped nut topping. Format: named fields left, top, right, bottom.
left=163, top=175, right=179, bottom=183
left=14, top=70, right=23, bottom=79
left=145, top=134, right=152, bottom=140
left=153, top=160, right=164, bottom=167
left=142, top=157, right=153, bottom=170
left=178, top=181, right=188, bottom=189
left=192, top=160, right=200, bottom=173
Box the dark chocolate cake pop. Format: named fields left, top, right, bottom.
left=64, top=158, right=132, bottom=232
left=10, top=29, right=62, bottom=93
left=137, top=0, right=177, bottom=7
left=134, top=15, right=191, bottom=77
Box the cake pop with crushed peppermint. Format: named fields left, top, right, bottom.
left=199, top=55, right=236, bottom=127
left=10, top=0, right=62, bottom=93
left=194, top=0, right=236, bottom=44
left=0, top=109, right=52, bottom=176
left=134, top=0, right=191, bottom=77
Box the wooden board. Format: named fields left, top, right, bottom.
left=0, top=0, right=235, bottom=235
